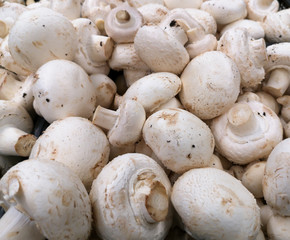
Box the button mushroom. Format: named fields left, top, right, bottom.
left=245, top=0, right=279, bottom=21
left=90, top=153, right=172, bottom=240
left=171, top=168, right=260, bottom=240
left=0, top=159, right=92, bottom=239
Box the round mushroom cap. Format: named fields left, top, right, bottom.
left=8, top=7, right=77, bottom=72
left=0, top=159, right=92, bottom=240
left=245, top=0, right=279, bottom=22
left=171, top=168, right=260, bottom=240
left=211, top=101, right=283, bottom=164
left=89, top=153, right=172, bottom=240
left=179, top=51, right=241, bottom=120
left=32, top=59, right=97, bottom=123
left=143, top=108, right=215, bottom=173
left=263, top=138, right=290, bottom=217
left=267, top=215, right=290, bottom=240
left=29, top=117, right=110, bottom=191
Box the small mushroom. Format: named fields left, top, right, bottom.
left=143, top=108, right=215, bottom=173
left=218, top=28, right=267, bottom=88
left=32, top=59, right=97, bottom=123
left=0, top=159, right=92, bottom=239
left=89, top=153, right=172, bottom=240
left=0, top=100, right=36, bottom=157
left=245, top=0, right=279, bottom=22
left=104, top=3, right=143, bottom=43
left=263, top=138, right=290, bottom=216
left=8, top=7, right=78, bottom=72
left=171, top=168, right=260, bottom=240
left=29, top=117, right=110, bottom=191
left=211, top=101, right=283, bottom=164
left=92, top=99, right=145, bottom=147
left=209, top=154, right=223, bottom=170
left=267, top=215, right=290, bottom=240
left=179, top=51, right=241, bottom=120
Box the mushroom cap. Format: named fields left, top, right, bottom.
left=122, top=72, right=181, bottom=113
left=134, top=25, right=189, bottom=75
left=0, top=159, right=92, bottom=240
left=245, top=0, right=279, bottom=22
left=8, top=7, right=77, bottom=72
left=218, top=28, right=266, bottom=88
left=0, top=100, right=33, bottom=132
left=137, top=3, right=169, bottom=25
left=143, top=108, right=215, bottom=173
left=32, top=59, right=97, bottom=123
left=29, top=117, right=110, bottom=191
left=171, top=168, right=260, bottom=240
left=263, top=138, right=290, bottom=217
left=211, top=101, right=283, bottom=164
left=164, top=0, right=202, bottom=9
left=267, top=215, right=290, bottom=240
left=179, top=51, right=241, bottom=120
left=89, top=153, right=172, bottom=240
left=48, top=0, right=81, bottom=20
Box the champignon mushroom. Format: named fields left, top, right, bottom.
left=179, top=51, right=241, bottom=120
left=245, top=0, right=279, bottom=22
left=211, top=101, right=283, bottom=165
left=267, top=214, right=290, bottom=240
left=0, top=159, right=92, bottom=239
left=164, top=0, right=202, bottom=9
left=143, top=108, right=215, bottom=173
left=0, top=69, right=23, bottom=100
left=277, top=95, right=290, bottom=123
left=32, top=59, right=97, bottom=123
left=137, top=3, right=169, bottom=25
left=29, top=117, right=110, bottom=191
left=90, top=153, right=172, bottom=240
left=8, top=7, right=78, bottom=72
left=47, top=0, right=81, bottom=20
left=171, top=168, right=260, bottom=240
left=0, top=100, right=36, bottom=157
left=218, top=28, right=267, bottom=89
left=92, top=99, right=145, bottom=147
left=263, top=138, right=290, bottom=216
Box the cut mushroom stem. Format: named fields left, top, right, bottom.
left=0, top=126, right=36, bottom=157
left=0, top=206, right=44, bottom=240
left=92, top=106, right=119, bottom=130
left=227, top=103, right=259, bottom=137
left=116, top=10, right=131, bottom=23
left=263, top=68, right=290, bottom=97
left=88, top=35, right=114, bottom=63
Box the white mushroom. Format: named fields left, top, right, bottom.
left=127, top=0, right=164, bottom=8
left=137, top=3, right=169, bottom=25
left=277, top=95, right=290, bottom=123
left=8, top=7, right=78, bottom=72
left=143, top=108, right=215, bottom=173
left=260, top=204, right=274, bottom=233
left=0, top=100, right=36, bottom=157
left=89, top=153, right=172, bottom=240
left=47, top=0, right=81, bottom=20
left=227, top=165, right=245, bottom=180
left=0, top=159, right=92, bottom=239
left=0, top=69, right=23, bottom=100
left=164, top=0, right=202, bottom=9
left=32, top=59, right=97, bottom=123
left=218, top=28, right=267, bottom=89
left=211, top=101, right=283, bottom=165
left=263, top=138, right=290, bottom=217
left=171, top=168, right=260, bottom=240
left=209, top=154, right=224, bottom=170
left=245, top=0, right=279, bottom=22
left=267, top=215, right=290, bottom=240
left=29, top=117, right=110, bottom=191
left=92, top=99, right=145, bottom=147
left=179, top=51, right=241, bottom=120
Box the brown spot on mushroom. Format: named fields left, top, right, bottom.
left=159, top=112, right=179, bottom=125
left=32, top=41, right=43, bottom=48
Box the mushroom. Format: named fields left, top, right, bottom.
left=267, top=215, right=290, bottom=240
left=92, top=99, right=145, bottom=147
left=0, top=159, right=92, bottom=239
left=263, top=43, right=290, bottom=97
left=104, top=3, right=143, bottom=43
left=211, top=101, right=283, bottom=165
left=277, top=95, right=290, bottom=122
left=137, top=3, right=169, bottom=25
left=209, top=154, right=224, bottom=170
left=218, top=28, right=267, bottom=89
left=127, top=0, right=164, bottom=8
left=72, top=18, right=112, bottom=75
left=32, top=59, right=97, bottom=123
left=242, top=161, right=266, bottom=198
left=47, top=0, right=81, bottom=20
left=29, top=117, right=110, bottom=191
left=263, top=138, right=290, bottom=217
left=245, top=0, right=279, bottom=22
left=164, top=0, right=202, bottom=9
left=119, top=72, right=181, bottom=113
left=260, top=204, right=274, bottom=233
left=8, top=7, right=78, bottom=72
left=171, top=168, right=260, bottom=240
left=143, top=108, right=215, bottom=173
left=0, top=100, right=36, bottom=157
left=227, top=165, right=245, bottom=180
left=179, top=51, right=241, bottom=120
left=263, top=8, right=290, bottom=43
left=201, top=0, right=247, bottom=26
left=150, top=97, right=183, bottom=115
left=89, top=153, right=172, bottom=240
left=0, top=69, right=23, bottom=100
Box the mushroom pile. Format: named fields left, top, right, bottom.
left=1, top=0, right=290, bottom=239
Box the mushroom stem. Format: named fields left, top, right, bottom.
left=263, top=68, right=290, bottom=97
left=249, top=38, right=266, bottom=66
left=0, top=206, right=44, bottom=240
left=0, top=71, right=23, bottom=101
left=116, top=10, right=131, bottom=23
left=0, top=20, right=8, bottom=39
left=0, top=126, right=36, bottom=157
left=88, top=35, right=114, bottom=63
left=227, top=103, right=260, bottom=137
left=92, top=105, right=118, bottom=130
